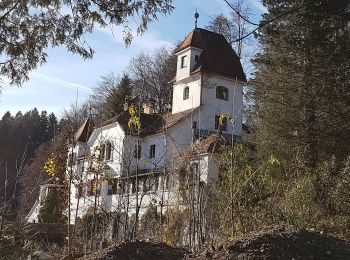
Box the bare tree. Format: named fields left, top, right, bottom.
left=128, top=47, right=176, bottom=113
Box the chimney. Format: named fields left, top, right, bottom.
left=143, top=99, right=155, bottom=115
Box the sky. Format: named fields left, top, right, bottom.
left=0, top=0, right=266, bottom=119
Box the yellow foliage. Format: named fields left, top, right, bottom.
left=219, top=112, right=234, bottom=125
left=43, top=154, right=58, bottom=176
left=128, top=104, right=141, bottom=130
left=268, top=155, right=280, bottom=166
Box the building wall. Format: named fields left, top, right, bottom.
left=172, top=74, right=201, bottom=114
left=199, top=75, right=243, bottom=136
left=88, top=123, right=125, bottom=177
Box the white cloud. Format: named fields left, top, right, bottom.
left=96, top=25, right=174, bottom=50
left=246, top=0, right=267, bottom=13
left=31, top=72, right=93, bottom=93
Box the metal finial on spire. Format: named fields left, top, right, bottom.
left=194, top=9, right=199, bottom=29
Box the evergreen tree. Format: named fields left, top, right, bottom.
left=252, top=0, right=350, bottom=170
left=104, top=74, right=133, bottom=117
left=0, top=109, right=59, bottom=211
left=48, top=113, right=58, bottom=141
left=38, top=188, right=67, bottom=224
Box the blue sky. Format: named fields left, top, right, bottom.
left=0, top=0, right=266, bottom=118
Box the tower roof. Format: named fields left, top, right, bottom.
left=175, top=28, right=246, bottom=82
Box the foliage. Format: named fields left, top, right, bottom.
left=211, top=143, right=273, bottom=239
left=90, top=73, right=133, bottom=119
left=43, top=154, right=58, bottom=177
left=252, top=0, right=350, bottom=171
left=0, top=223, right=33, bottom=259
left=211, top=143, right=350, bottom=240
left=163, top=208, right=186, bottom=246
left=38, top=188, right=67, bottom=224
left=0, top=0, right=174, bottom=86
left=0, top=109, right=58, bottom=210
left=75, top=211, right=110, bottom=241
left=139, top=203, right=161, bottom=240
left=128, top=104, right=141, bottom=130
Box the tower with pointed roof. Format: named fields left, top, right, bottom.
left=172, top=27, right=246, bottom=136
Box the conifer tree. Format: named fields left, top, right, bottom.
left=252, top=0, right=350, bottom=170
left=105, top=74, right=133, bottom=117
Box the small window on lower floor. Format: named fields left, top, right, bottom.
left=215, top=115, right=227, bottom=131
left=149, top=144, right=156, bottom=158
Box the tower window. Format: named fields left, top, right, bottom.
left=181, top=55, right=187, bottom=68
left=215, top=115, right=227, bottom=131
left=183, top=86, right=189, bottom=100
left=149, top=144, right=156, bottom=158
left=216, top=86, right=228, bottom=100
left=194, top=55, right=199, bottom=62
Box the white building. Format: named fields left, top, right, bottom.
left=26, top=28, right=246, bottom=229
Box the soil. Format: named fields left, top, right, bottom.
left=189, top=225, right=350, bottom=260
left=76, top=226, right=350, bottom=260
left=77, top=240, right=188, bottom=260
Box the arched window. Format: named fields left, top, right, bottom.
left=105, top=141, right=112, bottom=160
left=99, top=144, right=105, bottom=160
left=216, top=86, right=228, bottom=100
left=183, top=86, right=189, bottom=100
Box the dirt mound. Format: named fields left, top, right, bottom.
left=191, top=226, right=350, bottom=259
left=79, top=240, right=188, bottom=260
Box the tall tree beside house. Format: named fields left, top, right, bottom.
left=104, top=74, right=133, bottom=117
left=128, top=47, right=177, bottom=112
left=252, top=0, right=350, bottom=170
left=38, top=188, right=67, bottom=224
left=90, top=73, right=133, bottom=119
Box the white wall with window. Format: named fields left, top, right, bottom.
left=172, top=74, right=201, bottom=114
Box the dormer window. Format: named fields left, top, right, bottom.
left=181, top=55, right=187, bottom=68
left=216, top=86, right=228, bottom=100
left=183, top=86, right=189, bottom=100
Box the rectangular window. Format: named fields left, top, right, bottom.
left=181, top=55, right=187, bottom=68
left=194, top=55, right=199, bottom=62
left=215, top=115, right=227, bottom=131
left=134, top=145, right=141, bottom=159
left=149, top=144, right=156, bottom=158
left=192, top=121, right=197, bottom=129
left=216, top=86, right=228, bottom=100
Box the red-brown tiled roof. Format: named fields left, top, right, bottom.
left=102, top=107, right=198, bottom=138
left=182, top=134, right=228, bottom=158
left=175, top=28, right=246, bottom=82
